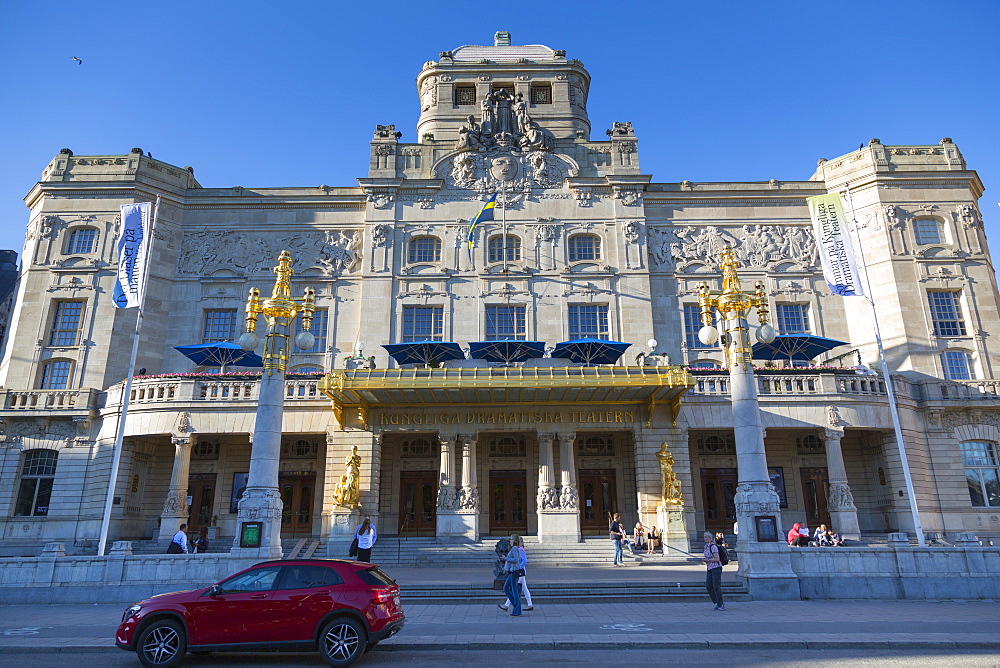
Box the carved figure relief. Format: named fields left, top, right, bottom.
left=177, top=230, right=363, bottom=277
left=646, top=224, right=818, bottom=271
left=445, top=150, right=567, bottom=193
left=420, top=76, right=437, bottom=111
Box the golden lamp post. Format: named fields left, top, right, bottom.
left=230, top=250, right=315, bottom=558
left=696, top=245, right=787, bottom=555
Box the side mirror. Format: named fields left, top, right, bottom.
left=208, top=584, right=222, bottom=597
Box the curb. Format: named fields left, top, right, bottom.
left=3, top=640, right=999, bottom=653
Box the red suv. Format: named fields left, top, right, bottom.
left=116, top=558, right=404, bottom=667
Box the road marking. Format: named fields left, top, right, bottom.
left=2, top=626, right=52, bottom=636
left=600, top=623, right=652, bottom=632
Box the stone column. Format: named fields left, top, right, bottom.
left=452, top=434, right=480, bottom=540
left=534, top=432, right=579, bottom=543
left=825, top=427, right=861, bottom=541
left=726, top=314, right=799, bottom=599
left=435, top=433, right=464, bottom=540
left=158, top=435, right=193, bottom=541
left=231, top=367, right=286, bottom=559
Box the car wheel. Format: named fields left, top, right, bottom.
left=136, top=619, right=187, bottom=668
left=318, top=617, right=366, bottom=667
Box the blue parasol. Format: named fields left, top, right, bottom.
left=382, top=341, right=466, bottom=366
left=173, top=341, right=264, bottom=372
left=550, top=338, right=632, bottom=365
left=468, top=340, right=546, bottom=364
left=751, top=334, right=849, bottom=363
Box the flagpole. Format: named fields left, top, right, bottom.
left=842, top=186, right=925, bottom=546
left=501, top=181, right=508, bottom=274
left=97, top=195, right=160, bottom=556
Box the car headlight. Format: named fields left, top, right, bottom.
left=122, top=604, right=142, bottom=623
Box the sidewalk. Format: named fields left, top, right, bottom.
left=1, top=599, right=996, bottom=652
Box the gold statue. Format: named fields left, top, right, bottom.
left=333, top=445, right=362, bottom=508
left=656, top=442, right=682, bottom=505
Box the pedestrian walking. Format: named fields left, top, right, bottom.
left=610, top=512, right=625, bottom=566
left=499, top=536, right=533, bottom=612
left=354, top=515, right=377, bottom=562
left=167, top=523, right=189, bottom=554
left=501, top=534, right=524, bottom=616
left=703, top=531, right=725, bottom=610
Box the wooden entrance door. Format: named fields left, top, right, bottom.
left=279, top=473, right=315, bottom=536
left=489, top=470, right=527, bottom=534
left=800, top=467, right=831, bottom=528
left=399, top=471, right=437, bottom=536
left=578, top=469, right=617, bottom=534
left=187, top=473, right=217, bottom=532
left=701, top=468, right=737, bottom=535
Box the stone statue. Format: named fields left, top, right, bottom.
left=457, top=115, right=483, bottom=151
left=656, top=442, right=682, bottom=505
left=513, top=92, right=530, bottom=133
left=480, top=94, right=496, bottom=134
left=519, top=119, right=554, bottom=152
left=333, top=446, right=362, bottom=509
left=493, top=89, right=516, bottom=135
left=559, top=485, right=579, bottom=510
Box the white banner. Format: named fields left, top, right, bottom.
left=807, top=193, right=865, bottom=297
left=113, top=202, right=153, bottom=308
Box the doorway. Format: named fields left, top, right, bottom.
left=799, top=467, right=831, bottom=528
left=578, top=469, right=617, bottom=535
left=279, top=472, right=315, bottom=536
left=187, top=473, right=217, bottom=533
left=489, top=470, right=527, bottom=534
left=701, top=468, right=737, bottom=535
left=399, top=470, right=437, bottom=536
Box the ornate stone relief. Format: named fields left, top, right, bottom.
left=177, top=230, right=362, bottom=277
left=445, top=150, right=569, bottom=193
left=942, top=410, right=1000, bottom=432
left=420, top=77, right=437, bottom=111
left=646, top=224, right=817, bottom=272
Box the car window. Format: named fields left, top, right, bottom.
left=357, top=567, right=396, bottom=587
left=278, top=565, right=344, bottom=590
left=218, top=566, right=281, bottom=593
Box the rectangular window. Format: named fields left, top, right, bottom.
left=929, top=291, right=967, bottom=337
left=40, top=360, right=73, bottom=389
left=202, top=309, right=238, bottom=343
left=295, top=309, right=328, bottom=354
left=402, top=306, right=443, bottom=342
left=941, top=350, right=973, bottom=380
left=914, top=218, right=942, bottom=245
left=684, top=305, right=714, bottom=349
left=485, top=306, right=526, bottom=340
left=66, top=229, right=97, bottom=254
left=48, top=301, right=84, bottom=346
left=776, top=304, right=810, bottom=335
left=568, top=304, right=609, bottom=340
left=14, top=450, right=58, bottom=517
left=961, top=441, right=1000, bottom=507
left=530, top=84, right=552, bottom=105
left=454, top=86, right=476, bottom=106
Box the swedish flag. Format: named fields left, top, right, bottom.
left=467, top=193, right=497, bottom=248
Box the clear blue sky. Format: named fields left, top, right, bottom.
left=1, top=1, right=997, bottom=257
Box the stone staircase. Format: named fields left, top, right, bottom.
left=396, top=579, right=751, bottom=604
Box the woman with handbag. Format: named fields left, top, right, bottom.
left=501, top=534, right=524, bottom=616
left=499, top=536, right=533, bottom=612
left=354, top=516, right=377, bottom=562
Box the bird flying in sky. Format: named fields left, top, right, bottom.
left=72, top=56, right=83, bottom=65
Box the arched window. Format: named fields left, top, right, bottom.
left=66, top=228, right=98, bottom=254
left=959, top=441, right=1000, bottom=507
left=408, top=236, right=442, bottom=263
left=941, top=350, right=974, bottom=380
left=14, top=449, right=58, bottom=516
left=568, top=234, right=601, bottom=262
left=578, top=435, right=614, bottom=455
left=487, top=235, right=521, bottom=263
left=39, top=359, right=73, bottom=389
left=914, top=218, right=943, bottom=245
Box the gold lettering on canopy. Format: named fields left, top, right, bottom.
left=378, top=410, right=636, bottom=426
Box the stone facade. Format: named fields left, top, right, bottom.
left=1, top=33, right=998, bottom=557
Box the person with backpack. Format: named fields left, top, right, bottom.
left=499, top=535, right=533, bottom=612
left=703, top=531, right=725, bottom=611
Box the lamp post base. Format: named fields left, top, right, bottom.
left=230, top=487, right=284, bottom=560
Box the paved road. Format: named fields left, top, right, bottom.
left=2, top=648, right=999, bottom=667
left=1, top=600, right=997, bottom=650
